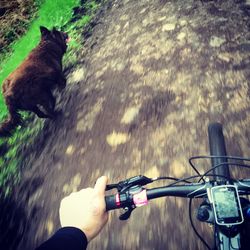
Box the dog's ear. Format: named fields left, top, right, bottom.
left=51, top=27, right=60, bottom=40
left=51, top=27, right=58, bottom=36
left=40, top=26, right=50, bottom=37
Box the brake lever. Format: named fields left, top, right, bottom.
left=106, top=175, right=153, bottom=191
left=119, top=206, right=135, bottom=220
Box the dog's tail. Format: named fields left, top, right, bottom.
left=0, top=98, right=22, bottom=137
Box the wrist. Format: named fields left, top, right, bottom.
left=81, top=229, right=92, bottom=242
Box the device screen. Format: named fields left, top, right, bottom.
left=211, top=185, right=243, bottom=225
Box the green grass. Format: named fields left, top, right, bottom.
left=0, top=0, right=102, bottom=196
left=0, top=112, right=44, bottom=196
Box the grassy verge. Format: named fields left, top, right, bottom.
left=0, top=0, right=103, bottom=197
left=0, top=0, right=45, bottom=63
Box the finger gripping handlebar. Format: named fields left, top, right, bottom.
left=105, top=195, right=119, bottom=211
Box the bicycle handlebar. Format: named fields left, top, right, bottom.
left=105, top=179, right=250, bottom=211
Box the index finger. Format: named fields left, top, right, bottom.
left=94, top=176, right=108, bottom=196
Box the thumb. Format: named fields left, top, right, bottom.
left=94, top=176, right=108, bottom=196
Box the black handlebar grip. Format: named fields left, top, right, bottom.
left=105, top=195, right=118, bottom=211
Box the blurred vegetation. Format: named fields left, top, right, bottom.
left=0, top=0, right=103, bottom=197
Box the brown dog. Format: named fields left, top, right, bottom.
left=0, top=26, right=69, bottom=137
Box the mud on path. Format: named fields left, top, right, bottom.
left=1, top=0, right=250, bottom=249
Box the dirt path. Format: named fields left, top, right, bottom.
left=2, top=0, right=250, bottom=249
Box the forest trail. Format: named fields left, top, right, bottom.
left=2, top=0, right=250, bottom=249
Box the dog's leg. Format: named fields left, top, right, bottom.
left=57, top=74, right=66, bottom=90
left=37, top=90, right=57, bottom=118
left=46, top=90, right=56, bottom=112
left=0, top=98, right=22, bottom=136
left=30, top=106, right=51, bottom=118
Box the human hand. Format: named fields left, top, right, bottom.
left=59, top=176, right=108, bottom=242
